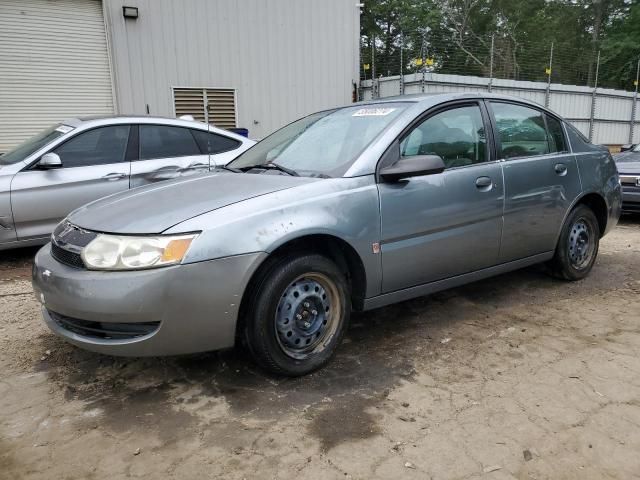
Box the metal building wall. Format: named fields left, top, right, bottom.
left=362, top=72, right=640, bottom=146
left=0, top=0, right=115, bottom=152
left=103, top=0, right=360, bottom=139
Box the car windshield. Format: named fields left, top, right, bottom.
left=0, top=124, right=71, bottom=165
left=228, top=103, right=409, bottom=177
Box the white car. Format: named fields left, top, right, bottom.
left=0, top=116, right=254, bottom=250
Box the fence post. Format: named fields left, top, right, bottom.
left=371, top=35, right=377, bottom=99
left=629, top=58, right=640, bottom=144
left=400, top=32, right=404, bottom=95
left=588, top=50, right=600, bottom=142
left=420, top=31, right=426, bottom=93
left=488, top=34, right=494, bottom=92
left=545, top=42, right=554, bottom=108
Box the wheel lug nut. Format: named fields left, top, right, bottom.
left=304, top=321, right=311, bottom=328
left=304, top=302, right=310, bottom=308
left=296, top=314, right=302, bottom=320
left=311, top=309, right=317, bottom=315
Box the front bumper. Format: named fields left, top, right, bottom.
left=32, top=244, right=266, bottom=356
left=621, top=186, right=640, bottom=213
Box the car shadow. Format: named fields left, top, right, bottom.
left=0, top=246, right=39, bottom=280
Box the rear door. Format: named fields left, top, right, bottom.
left=378, top=101, right=505, bottom=293
left=190, top=129, right=244, bottom=168
left=10, top=125, right=131, bottom=240
left=130, top=124, right=210, bottom=188
left=487, top=101, right=582, bottom=262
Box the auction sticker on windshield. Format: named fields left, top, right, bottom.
left=352, top=108, right=396, bottom=117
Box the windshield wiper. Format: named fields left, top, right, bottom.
left=243, top=162, right=299, bottom=176
left=215, top=164, right=242, bottom=173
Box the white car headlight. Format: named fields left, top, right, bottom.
left=81, top=233, right=198, bottom=270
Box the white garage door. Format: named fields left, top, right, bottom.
left=0, top=0, right=114, bottom=152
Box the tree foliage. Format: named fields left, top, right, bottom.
left=361, top=0, right=639, bottom=90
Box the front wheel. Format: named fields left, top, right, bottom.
left=548, top=204, right=600, bottom=281
left=243, top=254, right=350, bottom=376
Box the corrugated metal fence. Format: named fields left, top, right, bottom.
left=360, top=72, right=640, bottom=146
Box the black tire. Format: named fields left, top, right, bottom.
left=548, top=204, right=600, bottom=281
left=243, top=253, right=350, bottom=376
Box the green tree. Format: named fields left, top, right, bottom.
left=600, top=0, right=640, bottom=89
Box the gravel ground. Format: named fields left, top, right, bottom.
left=1, top=218, right=639, bottom=480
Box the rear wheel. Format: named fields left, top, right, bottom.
left=548, top=204, right=600, bottom=281
left=243, top=254, right=350, bottom=376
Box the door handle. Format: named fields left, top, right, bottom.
left=475, top=176, right=493, bottom=191
left=102, top=172, right=127, bottom=181
left=554, top=163, right=568, bottom=176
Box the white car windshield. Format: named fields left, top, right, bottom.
left=229, top=103, right=409, bottom=177
left=0, top=124, right=72, bottom=165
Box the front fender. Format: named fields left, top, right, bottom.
left=167, top=176, right=383, bottom=297
left=0, top=171, right=16, bottom=244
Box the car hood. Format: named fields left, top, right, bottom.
left=613, top=151, right=640, bottom=174
left=68, top=172, right=320, bottom=234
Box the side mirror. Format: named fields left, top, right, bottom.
left=39, top=152, right=62, bottom=169
left=620, top=144, right=636, bottom=152
left=380, top=155, right=445, bottom=182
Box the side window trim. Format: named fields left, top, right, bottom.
left=397, top=101, right=493, bottom=169
left=542, top=114, right=553, bottom=154
left=487, top=100, right=559, bottom=161
left=562, top=121, right=575, bottom=154
left=125, top=125, right=139, bottom=162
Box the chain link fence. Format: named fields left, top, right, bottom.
left=360, top=31, right=639, bottom=91
left=359, top=31, right=640, bottom=146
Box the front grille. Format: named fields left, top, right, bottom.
left=49, top=310, right=160, bottom=340
left=50, top=222, right=97, bottom=269
left=51, top=242, right=86, bottom=269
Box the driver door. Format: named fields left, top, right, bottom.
left=378, top=102, right=505, bottom=293
left=11, top=125, right=131, bottom=241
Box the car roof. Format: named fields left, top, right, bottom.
left=59, top=115, right=250, bottom=142
left=356, top=91, right=549, bottom=112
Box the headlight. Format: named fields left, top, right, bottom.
left=81, top=233, right=198, bottom=270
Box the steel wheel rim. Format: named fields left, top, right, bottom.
left=568, top=217, right=595, bottom=270
left=274, top=272, right=341, bottom=360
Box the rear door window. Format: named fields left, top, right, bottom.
left=139, top=125, right=201, bottom=160
left=490, top=102, right=551, bottom=159
left=546, top=115, right=568, bottom=153
left=191, top=130, right=241, bottom=154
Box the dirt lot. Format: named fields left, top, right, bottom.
left=1, top=219, right=639, bottom=480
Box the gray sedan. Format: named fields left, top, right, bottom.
left=32, top=93, right=621, bottom=376
left=0, top=116, right=254, bottom=250
left=613, top=144, right=640, bottom=213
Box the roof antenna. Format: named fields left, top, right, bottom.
left=204, top=89, right=211, bottom=167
